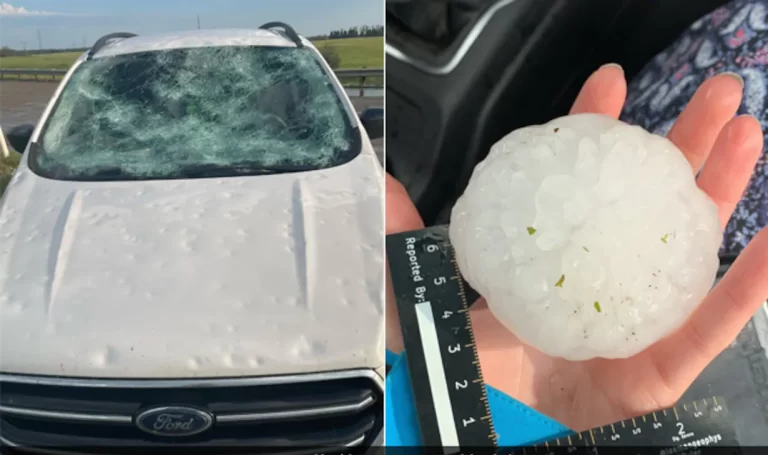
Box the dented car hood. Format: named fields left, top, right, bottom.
left=0, top=151, right=384, bottom=378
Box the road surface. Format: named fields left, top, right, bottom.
left=0, top=80, right=383, bottom=163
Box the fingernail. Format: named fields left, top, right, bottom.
left=600, top=63, right=624, bottom=74
left=721, top=71, right=744, bottom=87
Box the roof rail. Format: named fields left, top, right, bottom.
left=87, top=32, right=138, bottom=60
left=258, top=22, right=303, bottom=48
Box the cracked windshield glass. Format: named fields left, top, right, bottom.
left=34, top=45, right=357, bottom=181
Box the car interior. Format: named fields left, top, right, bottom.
left=385, top=0, right=768, bottom=444
left=386, top=0, right=732, bottom=225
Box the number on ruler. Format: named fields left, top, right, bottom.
left=674, top=422, right=694, bottom=441
left=442, top=310, right=452, bottom=319
left=653, top=422, right=662, bottom=429
left=713, top=405, right=723, bottom=412
left=611, top=434, right=620, bottom=441
left=434, top=276, right=446, bottom=285
left=462, top=417, right=475, bottom=427
left=455, top=379, right=468, bottom=390
left=694, top=411, right=703, bottom=418
left=632, top=428, right=641, bottom=435
left=426, top=244, right=438, bottom=253
left=451, top=327, right=461, bottom=334
left=448, top=343, right=461, bottom=354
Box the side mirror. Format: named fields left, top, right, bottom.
left=6, top=124, right=35, bottom=154
left=359, top=107, right=383, bottom=140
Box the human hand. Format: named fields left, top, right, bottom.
left=385, top=63, right=768, bottom=431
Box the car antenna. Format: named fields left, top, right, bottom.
left=258, top=22, right=303, bottom=48
left=87, top=32, right=138, bottom=60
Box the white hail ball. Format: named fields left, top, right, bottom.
left=449, top=113, right=722, bottom=360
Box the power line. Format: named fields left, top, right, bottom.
left=197, top=14, right=201, bottom=30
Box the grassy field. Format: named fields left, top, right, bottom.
left=0, top=37, right=383, bottom=70
left=312, top=36, right=382, bottom=69
left=0, top=52, right=82, bottom=70
left=0, top=152, right=20, bottom=197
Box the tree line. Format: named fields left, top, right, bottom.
left=308, top=25, right=383, bottom=40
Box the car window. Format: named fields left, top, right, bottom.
left=33, top=45, right=359, bottom=181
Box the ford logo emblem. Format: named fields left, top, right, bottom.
left=135, top=406, right=213, bottom=437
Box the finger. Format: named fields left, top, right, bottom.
left=666, top=73, right=744, bottom=172
left=386, top=266, right=406, bottom=353
left=651, top=227, right=768, bottom=391
left=385, top=173, right=424, bottom=353
left=570, top=63, right=627, bottom=118
left=385, top=173, right=424, bottom=234
left=697, top=114, right=764, bottom=228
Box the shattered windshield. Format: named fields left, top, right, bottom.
left=33, top=45, right=358, bottom=181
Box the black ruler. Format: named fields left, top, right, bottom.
left=387, top=224, right=490, bottom=448
left=513, top=397, right=740, bottom=454
left=386, top=225, right=742, bottom=453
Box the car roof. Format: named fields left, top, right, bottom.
left=90, top=28, right=311, bottom=59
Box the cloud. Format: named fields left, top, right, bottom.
left=0, top=2, right=56, bottom=15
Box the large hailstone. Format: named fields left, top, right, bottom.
left=449, top=113, right=721, bottom=360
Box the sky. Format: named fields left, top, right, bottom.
left=0, top=1, right=382, bottom=49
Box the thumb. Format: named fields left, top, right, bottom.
left=386, top=173, right=424, bottom=234
left=385, top=173, right=425, bottom=353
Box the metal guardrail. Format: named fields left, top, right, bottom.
left=0, top=68, right=383, bottom=95
left=0, top=68, right=64, bottom=76
left=335, top=69, right=383, bottom=97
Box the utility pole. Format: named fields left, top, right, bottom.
left=37, top=28, right=42, bottom=50
left=197, top=14, right=201, bottom=30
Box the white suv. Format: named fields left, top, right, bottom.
left=0, top=23, right=384, bottom=452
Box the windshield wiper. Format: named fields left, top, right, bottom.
left=177, top=162, right=317, bottom=178
left=28, top=141, right=319, bottom=180
left=28, top=144, right=136, bottom=181
left=84, top=166, right=137, bottom=180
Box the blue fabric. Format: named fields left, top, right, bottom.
left=386, top=348, right=401, bottom=368
left=385, top=349, right=573, bottom=447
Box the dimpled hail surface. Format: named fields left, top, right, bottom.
left=449, top=113, right=722, bottom=360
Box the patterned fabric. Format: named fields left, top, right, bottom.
left=621, top=0, right=768, bottom=255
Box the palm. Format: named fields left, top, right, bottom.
left=470, top=301, right=692, bottom=430
left=386, top=65, right=768, bottom=432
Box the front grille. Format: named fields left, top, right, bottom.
left=0, top=369, right=382, bottom=454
